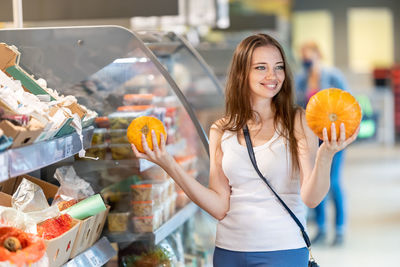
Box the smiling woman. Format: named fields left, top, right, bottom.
left=131, top=33, right=358, bottom=267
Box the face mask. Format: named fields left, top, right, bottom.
left=302, top=60, right=313, bottom=71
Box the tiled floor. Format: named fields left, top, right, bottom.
left=308, top=142, right=400, bottom=267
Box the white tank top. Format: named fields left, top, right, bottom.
left=216, top=129, right=307, bottom=252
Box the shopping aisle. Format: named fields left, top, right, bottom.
left=308, top=142, right=400, bottom=267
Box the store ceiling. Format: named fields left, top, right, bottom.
left=0, top=0, right=179, bottom=21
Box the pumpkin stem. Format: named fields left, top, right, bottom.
left=140, top=125, right=149, bottom=136
left=329, top=113, right=338, bottom=122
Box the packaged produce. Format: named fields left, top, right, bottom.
left=110, top=144, right=134, bottom=160
left=91, top=128, right=108, bottom=145
left=52, top=165, right=95, bottom=207
left=85, top=144, right=107, bottom=160
left=162, top=199, right=171, bottom=223
left=174, top=155, right=197, bottom=171
left=132, top=210, right=162, bottom=233
left=140, top=166, right=167, bottom=181
left=131, top=200, right=158, bottom=217
left=95, top=116, right=110, bottom=128
left=117, top=105, right=154, bottom=112
left=166, top=178, right=176, bottom=197
left=123, top=94, right=154, bottom=106
left=109, top=129, right=129, bottom=144
left=130, top=181, right=165, bottom=204
left=0, top=226, right=46, bottom=267
left=107, top=212, right=129, bottom=232
left=169, top=193, right=177, bottom=216
left=109, top=111, right=151, bottom=130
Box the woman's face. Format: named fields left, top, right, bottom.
left=248, top=45, right=285, bottom=101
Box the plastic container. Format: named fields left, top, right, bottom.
left=162, top=200, right=170, bottom=223
left=123, top=94, right=154, bottom=105
left=117, top=105, right=154, bottom=112
left=107, top=212, right=130, bottom=232
left=109, top=129, right=129, bottom=144
left=110, top=144, right=134, bottom=160
left=174, top=155, right=197, bottom=171
left=130, top=180, right=164, bottom=204
left=108, top=111, right=151, bottom=130
left=85, top=144, right=107, bottom=160
left=132, top=210, right=162, bottom=233
left=131, top=200, right=158, bottom=217
left=95, top=116, right=110, bottom=128
left=140, top=166, right=167, bottom=181
left=166, top=178, right=176, bottom=197
left=91, top=128, right=108, bottom=145
left=169, top=193, right=177, bottom=216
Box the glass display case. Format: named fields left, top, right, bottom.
left=0, top=26, right=220, bottom=266
left=137, top=31, right=225, bottom=135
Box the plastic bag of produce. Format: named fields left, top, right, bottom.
left=52, top=166, right=94, bottom=208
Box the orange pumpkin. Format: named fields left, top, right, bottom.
left=305, top=88, right=362, bottom=140
left=127, top=116, right=167, bottom=153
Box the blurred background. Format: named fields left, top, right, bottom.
left=1, top=0, right=399, bottom=266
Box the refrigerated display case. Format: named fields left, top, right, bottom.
left=0, top=26, right=219, bottom=266
left=137, top=31, right=225, bottom=135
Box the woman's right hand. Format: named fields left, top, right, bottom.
left=131, top=130, right=174, bottom=169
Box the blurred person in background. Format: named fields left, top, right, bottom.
left=295, top=41, right=349, bottom=246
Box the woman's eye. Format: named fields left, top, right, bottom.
left=275, top=65, right=284, bottom=70
left=255, top=66, right=266, bottom=70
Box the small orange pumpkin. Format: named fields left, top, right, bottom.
left=305, top=88, right=362, bottom=140
left=127, top=116, right=167, bottom=153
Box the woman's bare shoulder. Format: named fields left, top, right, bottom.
left=210, top=117, right=228, bottom=133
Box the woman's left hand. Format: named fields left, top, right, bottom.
left=131, top=130, right=173, bottom=169
left=319, top=122, right=360, bottom=157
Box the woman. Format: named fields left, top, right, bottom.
left=131, top=34, right=358, bottom=267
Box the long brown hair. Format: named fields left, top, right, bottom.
left=221, top=33, right=301, bottom=172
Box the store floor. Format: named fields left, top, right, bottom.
left=307, top=142, right=400, bottom=267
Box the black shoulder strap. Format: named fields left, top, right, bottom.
left=242, top=125, right=311, bottom=248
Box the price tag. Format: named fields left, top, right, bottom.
left=85, top=249, right=103, bottom=266
left=65, top=136, right=73, bottom=158
left=0, top=153, right=8, bottom=181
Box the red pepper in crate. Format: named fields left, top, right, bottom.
left=37, top=214, right=73, bottom=240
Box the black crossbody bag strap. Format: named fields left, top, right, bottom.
left=243, top=125, right=318, bottom=265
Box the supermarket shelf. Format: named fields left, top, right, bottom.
left=63, top=237, right=116, bottom=267
left=0, top=126, right=94, bottom=181
left=106, top=202, right=198, bottom=247
left=75, top=138, right=187, bottom=172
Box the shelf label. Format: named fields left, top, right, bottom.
left=65, top=136, right=74, bottom=158
left=0, top=153, right=9, bottom=181
left=85, top=249, right=103, bottom=266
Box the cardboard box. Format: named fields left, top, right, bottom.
left=63, top=102, right=87, bottom=120
left=0, top=174, right=58, bottom=200
left=0, top=43, right=18, bottom=71
left=0, top=175, right=109, bottom=265
left=0, top=179, right=79, bottom=267
left=69, top=204, right=110, bottom=259
left=42, top=218, right=80, bottom=267
left=0, top=119, right=43, bottom=148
